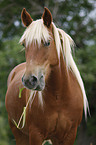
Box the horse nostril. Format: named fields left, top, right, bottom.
left=31, top=76, right=37, bottom=83
left=39, top=75, right=45, bottom=86
left=30, top=75, right=38, bottom=87
left=39, top=75, right=44, bottom=82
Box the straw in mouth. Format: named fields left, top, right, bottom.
left=13, top=90, right=36, bottom=129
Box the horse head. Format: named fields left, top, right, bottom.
left=20, top=8, right=59, bottom=91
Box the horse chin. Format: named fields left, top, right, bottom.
left=22, top=82, right=45, bottom=91
left=34, top=85, right=45, bottom=91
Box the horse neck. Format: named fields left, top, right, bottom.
left=45, top=53, right=70, bottom=99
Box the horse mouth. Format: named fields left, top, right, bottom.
left=34, top=85, right=45, bottom=91
left=22, top=78, right=45, bottom=91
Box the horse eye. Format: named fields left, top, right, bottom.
left=44, top=41, right=50, bottom=46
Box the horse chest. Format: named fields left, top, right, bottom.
left=45, top=110, right=72, bottom=139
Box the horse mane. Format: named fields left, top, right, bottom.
left=19, top=19, right=51, bottom=47
left=19, top=19, right=89, bottom=119
left=57, top=28, right=90, bottom=119
left=52, top=23, right=90, bottom=119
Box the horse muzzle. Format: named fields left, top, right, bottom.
left=22, top=74, right=45, bottom=91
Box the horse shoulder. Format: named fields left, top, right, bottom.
left=5, top=63, right=26, bottom=122
left=7, top=62, right=26, bottom=87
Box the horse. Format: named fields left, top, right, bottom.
left=5, top=7, right=89, bottom=145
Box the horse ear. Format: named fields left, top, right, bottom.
left=42, top=7, right=52, bottom=27
left=21, top=8, right=33, bottom=27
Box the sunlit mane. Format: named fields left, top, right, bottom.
left=19, top=19, right=51, bottom=47
left=52, top=24, right=89, bottom=119
left=19, top=19, right=89, bottom=119
left=56, top=28, right=90, bottom=119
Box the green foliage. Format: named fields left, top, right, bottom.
left=87, top=115, right=96, bottom=136
left=75, top=44, right=96, bottom=93
left=0, top=37, right=25, bottom=144
left=0, top=0, right=95, bottom=49
left=0, top=36, right=25, bottom=98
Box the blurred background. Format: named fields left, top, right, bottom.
left=0, top=0, right=96, bottom=145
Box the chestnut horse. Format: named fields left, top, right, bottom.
left=5, top=8, right=89, bottom=145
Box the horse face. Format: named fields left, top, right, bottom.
left=22, top=43, right=50, bottom=91
left=21, top=8, right=59, bottom=91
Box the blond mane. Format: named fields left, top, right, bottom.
left=19, top=19, right=51, bottom=47
left=56, top=27, right=90, bottom=119
left=19, top=19, right=89, bottom=119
